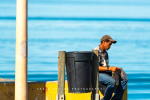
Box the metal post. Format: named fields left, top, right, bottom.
left=92, top=50, right=100, bottom=100
left=56, top=51, right=66, bottom=100
left=15, top=0, right=28, bottom=100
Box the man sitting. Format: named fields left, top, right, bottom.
left=93, top=35, right=128, bottom=100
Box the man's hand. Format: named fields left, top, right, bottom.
left=110, top=67, right=121, bottom=72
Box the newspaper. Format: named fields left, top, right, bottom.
left=112, top=68, right=127, bottom=85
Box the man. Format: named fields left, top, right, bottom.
left=93, top=35, right=128, bottom=100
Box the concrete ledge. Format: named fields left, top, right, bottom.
left=0, top=78, right=14, bottom=82
left=0, top=79, right=127, bottom=100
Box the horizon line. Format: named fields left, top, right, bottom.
left=1, top=16, right=150, bottom=22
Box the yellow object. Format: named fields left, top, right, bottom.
left=0, top=81, right=127, bottom=100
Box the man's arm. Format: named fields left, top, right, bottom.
left=99, top=66, right=121, bottom=72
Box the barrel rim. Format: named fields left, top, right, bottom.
left=66, top=51, right=93, bottom=54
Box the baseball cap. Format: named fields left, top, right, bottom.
left=101, top=35, right=117, bottom=43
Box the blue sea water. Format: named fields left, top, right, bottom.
left=1, top=0, right=150, bottom=99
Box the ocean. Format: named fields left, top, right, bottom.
left=0, top=0, right=150, bottom=99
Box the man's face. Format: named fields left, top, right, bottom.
left=104, top=41, right=112, bottom=50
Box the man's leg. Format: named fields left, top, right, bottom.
left=111, top=77, right=128, bottom=100
left=99, top=73, right=116, bottom=100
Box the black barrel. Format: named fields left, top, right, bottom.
left=66, top=51, right=93, bottom=93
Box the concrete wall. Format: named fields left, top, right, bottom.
left=0, top=81, right=127, bottom=100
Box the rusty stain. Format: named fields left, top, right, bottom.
left=42, top=87, right=48, bottom=93
left=45, top=87, right=48, bottom=92
left=61, top=97, right=63, bottom=99
left=3, top=91, right=13, bottom=99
